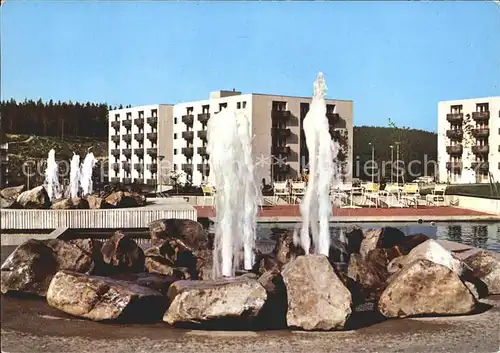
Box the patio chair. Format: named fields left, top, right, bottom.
left=201, top=185, right=216, bottom=207
left=362, top=182, right=381, bottom=208
left=400, top=183, right=420, bottom=208
left=272, top=181, right=289, bottom=204
left=290, top=181, right=306, bottom=204
left=426, top=184, right=447, bottom=206
left=380, top=183, right=405, bottom=208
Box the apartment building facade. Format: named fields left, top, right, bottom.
left=108, top=92, right=353, bottom=187
left=438, top=96, right=500, bottom=184
left=108, top=104, right=173, bottom=185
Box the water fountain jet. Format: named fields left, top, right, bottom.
left=69, top=153, right=81, bottom=199
left=80, top=153, right=97, bottom=196
left=44, top=149, right=62, bottom=201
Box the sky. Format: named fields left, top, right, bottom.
left=1, top=1, right=499, bottom=132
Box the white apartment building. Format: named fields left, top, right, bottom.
left=108, top=104, right=173, bottom=186
left=437, top=96, right=500, bottom=184
left=108, top=91, right=353, bottom=187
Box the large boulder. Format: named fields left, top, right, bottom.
left=359, top=227, right=405, bottom=258
left=0, top=197, right=18, bottom=208
left=273, top=230, right=305, bottom=266
left=1, top=239, right=95, bottom=296
left=16, top=186, right=51, bottom=209
left=163, top=277, right=267, bottom=328
left=195, top=249, right=214, bottom=280
left=105, top=191, right=146, bottom=208
left=344, top=226, right=364, bottom=255
left=144, top=239, right=197, bottom=278
left=50, top=198, right=73, bottom=210
left=463, top=251, right=500, bottom=296
left=378, top=259, right=476, bottom=318
left=148, top=219, right=208, bottom=249
left=86, top=194, right=109, bottom=209
left=46, top=271, right=165, bottom=322
left=282, top=255, right=352, bottom=330
left=109, top=272, right=178, bottom=296
left=348, top=252, right=389, bottom=301
left=100, top=231, right=145, bottom=273
left=0, top=185, right=25, bottom=200
left=253, top=251, right=281, bottom=275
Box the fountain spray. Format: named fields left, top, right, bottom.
left=299, top=72, right=340, bottom=256
left=69, top=153, right=81, bottom=198
left=207, top=108, right=260, bottom=278
left=80, top=153, right=97, bottom=196
left=44, top=149, right=62, bottom=201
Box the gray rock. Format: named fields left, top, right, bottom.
left=359, top=227, right=405, bottom=259
left=282, top=255, right=352, bottom=330
left=16, top=186, right=51, bottom=209
left=463, top=250, right=500, bottom=295
left=378, top=259, right=476, bottom=318
left=148, top=218, right=208, bottom=249
left=0, top=197, right=17, bottom=208
left=46, top=270, right=165, bottom=322
left=100, top=231, right=145, bottom=273
left=0, top=184, right=25, bottom=200
left=163, top=277, right=267, bottom=327
left=273, top=230, right=305, bottom=266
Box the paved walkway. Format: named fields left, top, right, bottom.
left=196, top=206, right=499, bottom=222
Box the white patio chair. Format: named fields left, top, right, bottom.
left=426, top=184, right=447, bottom=206
left=272, top=181, right=289, bottom=204
left=201, top=185, right=215, bottom=207
left=400, top=183, right=420, bottom=208
left=380, top=183, right=405, bottom=208
left=290, top=181, right=306, bottom=204
left=362, top=182, right=381, bottom=208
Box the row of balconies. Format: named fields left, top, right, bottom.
left=111, top=148, right=157, bottom=158
left=446, top=144, right=490, bottom=155
left=446, top=161, right=490, bottom=171
left=446, top=128, right=490, bottom=139
left=111, top=162, right=159, bottom=173
left=111, top=117, right=157, bottom=131
left=111, top=132, right=157, bottom=143
left=446, top=111, right=490, bottom=124
left=181, top=113, right=211, bottom=128
left=109, top=177, right=157, bottom=185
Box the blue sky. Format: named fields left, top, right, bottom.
left=1, top=1, right=499, bottom=132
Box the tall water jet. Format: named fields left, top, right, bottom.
left=44, top=149, right=62, bottom=201
left=299, top=72, right=340, bottom=256
left=207, top=108, right=260, bottom=278
left=69, top=153, right=81, bottom=198
left=80, top=152, right=97, bottom=196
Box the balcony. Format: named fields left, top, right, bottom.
left=182, top=131, right=194, bottom=142
left=274, top=164, right=290, bottom=174
left=111, top=121, right=120, bottom=130
left=472, top=128, right=489, bottom=138
left=147, top=132, right=158, bottom=141
left=123, top=134, right=132, bottom=143
left=147, top=116, right=158, bottom=125
left=198, top=130, right=207, bottom=141
left=446, top=162, right=462, bottom=171
left=134, top=133, right=144, bottom=142
left=273, top=146, right=291, bottom=155
left=134, top=163, right=144, bottom=171
left=147, top=148, right=157, bottom=157
left=122, top=162, right=131, bottom=171
left=197, top=146, right=209, bottom=156
left=110, top=177, right=120, bottom=183
left=146, top=179, right=156, bottom=186
left=122, top=149, right=132, bottom=158
left=271, top=110, right=291, bottom=122
left=182, top=147, right=194, bottom=158
left=446, top=113, right=463, bottom=124
left=111, top=163, right=120, bottom=171
left=471, top=162, right=489, bottom=171
left=472, top=111, right=490, bottom=122
left=134, top=118, right=144, bottom=127
left=122, top=119, right=132, bottom=128
left=147, top=163, right=158, bottom=173
left=198, top=113, right=210, bottom=125
left=446, top=129, right=463, bottom=140
left=326, top=112, right=340, bottom=124
left=274, top=128, right=291, bottom=138
left=135, top=149, right=144, bottom=158
left=111, top=149, right=120, bottom=157
left=197, top=163, right=210, bottom=175
left=122, top=177, right=132, bottom=184
left=182, top=115, right=194, bottom=127
left=472, top=145, right=489, bottom=155
left=111, top=135, right=120, bottom=143
left=182, top=164, right=193, bottom=173
left=446, top=145, right=463, bottom=155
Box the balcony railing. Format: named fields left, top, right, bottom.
left=471, top=162, right=489, bottom=171
left=182, top=131, right=194, bottom=141
left=147, top=132, right=158, bottom=141
left=147, top=148, right=157, bottom=157
left=198, top=130, right=207, bottom=141
left=111, top=163, right=120, bottom=170
left=110, top=177, right=120, bottom=183
left=182, top=115, right=194, bottom=127
left=197, top=146, right=209, bottom=156
left=446, top=145, right=463, bottom=155
left=146, top=179, right=156, bottom=186
left=123, top=134, right=132, bottom=143
left=197, top=163, right=210, bottom=175
left=326, top=112, right=340, bottom=124
left=472, top=145, right=489, bottom=155
left=122, top=119, right=132, bottom=128
left=111, top=121, right=120, bottom=130
left=134, top=163, right=144, bottom=171
left=198, top=113, right=210, bottom=125
left=122, top=177, right=132, bottom=184
left=271, top=110, right=291, bottom=122
left=472, top=111, right=490, bottom=122
left=111, top=135, right=120, bottom=143
left=182, top=164, right=193, bottom=173
left=147, top=164, right=158, bottom=173
left=274, top=128, right=291, bottom=138
left=134, top=133, right=144, bottom=142
left=446, top=129, right=463, bottom=139
left=122, top=162, right=131, bottom=171
left=134, top=118, right=144, bottom=127
left=446, top=113, right=463, bottom=124
left=446, top=161, right=462, bottom=170
left=135, top=149, right=144, bottom=157
left=182, top=147, right=194, bottom=158
left=273, top=146, right=291, bottom=155
left=123, top=148, right=132, bottom=157
left=472, top=128, right=490, bottom=138
left=147, top=116, right=158, bottom=125
left=111, top=149, right=120, bottom=156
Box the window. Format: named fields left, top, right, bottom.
left=174, top=164, right=178, bottom=171
left=451, top=105, right=463, bottom=114
left=139, top=111, right=144, bottom=118
left=237, top=102, right=241, bottom=109
left=126, top=112, right=132, bottom=119
left=202, top=105, right=210, bottom=114
left=242, top=101, right=247, bottom=109
left=115, top=114, right=120, bottom=121
left=174, top=133, right=177, bottom=139
left=476, top=103, right=489, bottom=112
left=326, top=104, right=336, bottom=114
left=151, top=109, right=158, bottom=117
left=219, top=102, right=227, bottom=111
left=174, top=149, right=178, bottom=155
left=272, top=101, right=287, bottom=111
left=187, top=107, right=194, bottom=114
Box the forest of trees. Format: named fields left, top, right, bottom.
left=0, top=99, right=129, bottom=138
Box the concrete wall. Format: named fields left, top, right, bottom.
left=451, top=195, right=500, bottom=214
